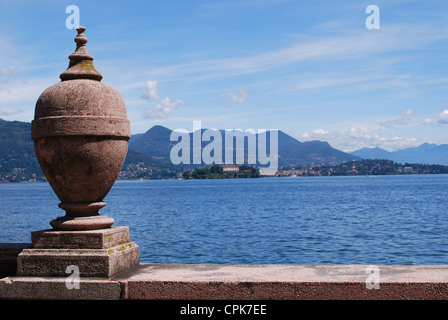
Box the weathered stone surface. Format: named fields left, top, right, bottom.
left=0, top=277, right=121, bottom=300
left=50, top=213, right=116, bottom=231
left=31, top=226, right=130, bottom=249
left=2, top=264, right=448, bottom=300
left=60, top=26, right=102, bottom=82
left=31, top=26, right=130, bottom=230
left=33, top=76, right=129, bottom=119
left=114, top=264, right=448, bottom=300
left=32, top=135, right=128, bottom=229
left=17, top=242, right=140, bottom=278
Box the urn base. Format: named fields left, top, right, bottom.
left=50, top=214, right=115, bottom=231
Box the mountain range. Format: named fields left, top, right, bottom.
left=128, top=125, right=360, bottom=168
left=350, top=144, right=448, bottom=166
left=1, top=118, right=447, bottom=182
left=0, top=119, right=181, bottom=182
left=0, top=119, right=44, bottom=181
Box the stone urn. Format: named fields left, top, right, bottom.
left=31, top=27, right=130, bottom=231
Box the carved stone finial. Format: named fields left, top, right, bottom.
left=59, top=26, right=103, bottom=81
left=32, top=26, right=130, bottom=230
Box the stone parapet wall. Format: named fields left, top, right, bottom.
left=1, top=263, right=447, bottom=300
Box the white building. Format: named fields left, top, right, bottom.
left=403, top=167, right=413, bottom=174
left=221, top=164, right=239, bottom=172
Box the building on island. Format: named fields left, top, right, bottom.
left=403, top=167, right=413, bottom=174
left=221, top=164, right=239, bottom=172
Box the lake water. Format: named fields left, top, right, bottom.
left=1, top=175, right=447, bottom=265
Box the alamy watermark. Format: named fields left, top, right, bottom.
left=66, top=5, right=80, bottom=30
left=365, top=265, right=380, bottom=290
left=365, top=5, right=380, bottom=30
left=170, top=121, right=279, bottom=172
left=65, top=265, right=80, bottom=290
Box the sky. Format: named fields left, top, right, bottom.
left=0, top=0, right=448, bottom=152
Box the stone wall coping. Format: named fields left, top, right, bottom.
left=2, top=263, right=448, bottom=300
left=114, top=263, right=448, bottom=283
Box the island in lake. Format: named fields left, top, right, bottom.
left=183, top=164, right=260, bottom=179
left=182, top=159, right=448, bottom=180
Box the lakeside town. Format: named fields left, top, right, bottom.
left=182, top=159, right=448, bottom=179
left=2, top=159, right=448, bottom=183
left=121, top=159, right=448, bottom=180
left=274, top=159, right=448, bottom=177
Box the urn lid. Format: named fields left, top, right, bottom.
left=59, top=26, right=103, bottom=81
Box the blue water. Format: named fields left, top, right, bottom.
left=1, top=175, right=447, bottom=265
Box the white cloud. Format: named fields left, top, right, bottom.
left=348, top=126, right=381, bottom=141
left=0, top=77, right=53, bottom=104
left=221, top=89, right=248, bottom=103
left=380, top=109, right=415, bottom=128
left=144, top=97, right=184, bottom=119
left=143, top=24, right=448, bottom=83
left=142, top=80, right=185, bottom=118
left=379, top=137, right=420, bottom=151
left=340, top=125, right=421, bottom=152
left=0, top=107, right=21, bottom=116
left=338, top=126, right=421, bottom=152
left=300, top=124, right=422, bottom=152
left=1, top=65, right=16, bottom=77
left=313, top=128, right=329, bottom=135
left=404, top=109, right=414, bottom=116
left=300, top=129, right=329, bottom=141
left=142, top=80, right=160, bottom=100
left=422, top=109, right=448, bottom=126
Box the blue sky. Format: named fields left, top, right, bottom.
left=1, top=0, right=448, bottom=152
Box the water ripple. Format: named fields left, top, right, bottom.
left=1, top=175, right=447, bottom=264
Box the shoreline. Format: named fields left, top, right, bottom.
left=1, top=172, right=448, bottom=184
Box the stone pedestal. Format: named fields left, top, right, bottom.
left=17, top=226, right=140, bottom=278
left=1, top=27, right=141, bottom=294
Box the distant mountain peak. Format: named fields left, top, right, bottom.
left=129, top=124, right=359, bottom=167
left=303, top=140, right=330, bottom=146
left=351, top=143, right=448, bottom=165
left=146, top=124, right=171, bottom=133
left=417, top=142, right=437, bottom=149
